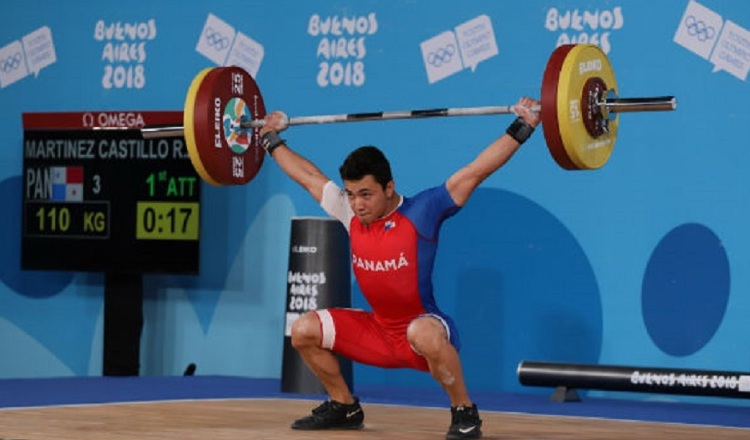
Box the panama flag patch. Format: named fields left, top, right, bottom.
left=50, top=166, right=84, bottom=202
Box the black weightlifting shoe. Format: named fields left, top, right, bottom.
left=446, top=403, right=483, bottom=439
left=291, top=397, right=365, bottom=430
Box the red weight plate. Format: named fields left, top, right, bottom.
left=540, top=44, right=579, bottom=170
left=189, top=66, right=266, bottom=185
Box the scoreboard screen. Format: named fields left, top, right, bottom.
left=21, top=111, right=201, bottom=274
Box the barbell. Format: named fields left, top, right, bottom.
left=141, top=44, right=677, bottom=186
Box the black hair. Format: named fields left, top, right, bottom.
left=338, top=145, right=393, bottom=189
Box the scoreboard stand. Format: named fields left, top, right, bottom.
left=103, top=272, right=144, bottom=376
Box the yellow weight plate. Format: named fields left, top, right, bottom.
left=184, top=67, right=220, bottom=186
left=556, top=44, right=619, bottom=170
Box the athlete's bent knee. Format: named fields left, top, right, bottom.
left=290, top=312, right=322, bottom=350
left=407, top=317, right=447, bottom=357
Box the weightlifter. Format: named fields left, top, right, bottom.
left=259, top=97, right=540, bottom=439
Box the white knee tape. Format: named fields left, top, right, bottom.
left=316, top=309, right=336, bottom=350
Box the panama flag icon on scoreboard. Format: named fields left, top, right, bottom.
left=50, top=166, right=83, bottom=202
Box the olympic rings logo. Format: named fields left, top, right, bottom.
left=685, top=15, right=716, bottom=42
left=427, top=44, right=456, bottom=67
left=1, top=52, right=23, bottom=73
left=203, top=27, right=230, bottom=51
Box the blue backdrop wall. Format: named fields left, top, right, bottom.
left=1, top=0, right=750, bottom=405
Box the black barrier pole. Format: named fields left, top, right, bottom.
left=518, top=361, right=750, bottom=400
left=281, top=217, right=353, bottom=394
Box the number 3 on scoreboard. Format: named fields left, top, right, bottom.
left=136, top=202, right=200, bottom=240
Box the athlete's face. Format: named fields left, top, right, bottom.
left=343, top=175, right=395, bottom=225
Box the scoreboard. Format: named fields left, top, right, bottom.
left=21, top=111, right=201, bottom=274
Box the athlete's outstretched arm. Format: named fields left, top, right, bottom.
left=260, top=111, right=330, bottom=203
left=446, top=97, right=540, bottom=207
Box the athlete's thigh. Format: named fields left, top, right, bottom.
left=318, top=308, right=428, bottom=370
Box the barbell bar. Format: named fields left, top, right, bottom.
left=142, top=96, right=674, bottom=135
left=141, top=44, right=677, bottom=186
